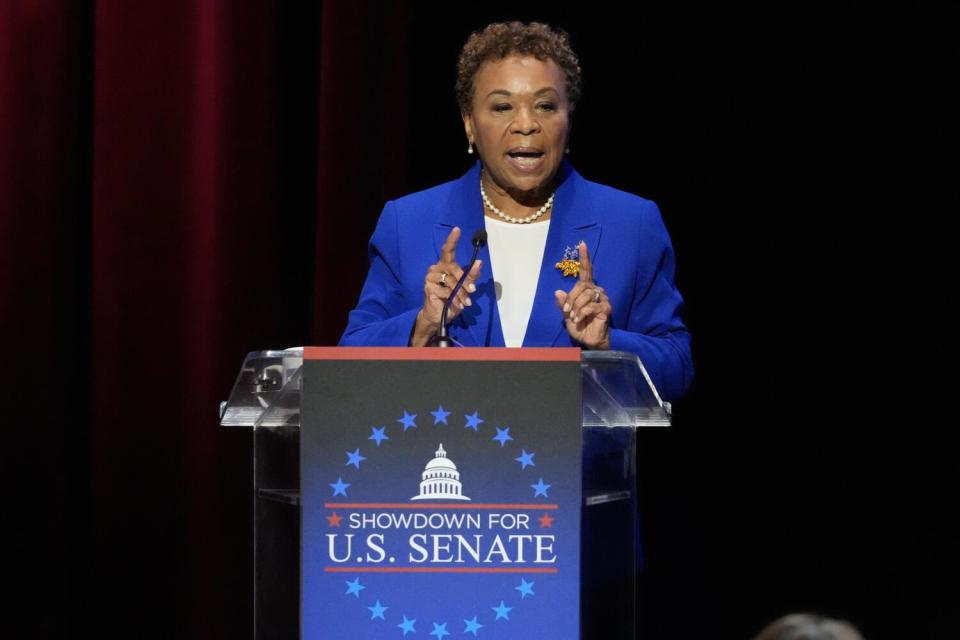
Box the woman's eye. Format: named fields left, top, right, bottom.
left=538, top=103, right=556, bottom=111
left=493, top=104, right=512, bottom=112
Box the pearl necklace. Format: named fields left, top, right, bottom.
left=480, top=170, right=554, bottom=224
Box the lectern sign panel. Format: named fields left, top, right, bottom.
left=302, top=347, right=582, bottom=639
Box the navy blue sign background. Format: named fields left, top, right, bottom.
left=302, top=352, right=582, bottom=639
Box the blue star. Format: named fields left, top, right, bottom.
left=369, top=426, right=389, bottom=446
left=431, top=404, right=451, bottom=425
left=464, top=411, right=484, bottom=431
left=531, top=478, right=552, bottom=498
left=367, top=599, right=388, bottom=620
left=397, top=616, right=417, bottom=636
left=345, top=448, right=366, bottom=469
left=344, top=577, right=365, bottom=597
left=492, top=426, right=513, bottom=447
left=515, top=578, right=536, bottom=598
left=397, top=410, right=417, bottom=431
left=429, top=622, right=450, bottom=639
left=464, top=617, right=484, bottom=636
left=492, top=600, right=512, bottom=621
left=329, top=476, right=350, bottom=497
left=514, top=449, right=536, bottom=469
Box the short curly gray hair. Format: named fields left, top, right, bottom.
left=455, top=21, right=582, bottom=114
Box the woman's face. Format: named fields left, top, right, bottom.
left=463, top=55, right=571, bottom=201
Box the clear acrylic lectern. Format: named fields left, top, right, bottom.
left=221, top=349, right=670, bottom=639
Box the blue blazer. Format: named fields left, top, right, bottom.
left=339, top=159, right=694, bottom=401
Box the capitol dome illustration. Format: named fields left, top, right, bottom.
left=410, top=443, right=471, bottom=501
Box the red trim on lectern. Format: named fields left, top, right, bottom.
left=304, top=347, right=580, bottom=361
left=324, top=503, right=559, bottom=510
left=324, top=567, right=559, bottom=574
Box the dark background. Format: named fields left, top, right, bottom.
left=2, top=1, right=955, bottom=638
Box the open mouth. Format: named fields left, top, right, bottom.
left=507, top=149, right=544, bottom=159
left=506, top=148, right=545, bottom=172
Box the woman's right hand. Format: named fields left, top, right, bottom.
left=410, top=226, right=483, bottom=346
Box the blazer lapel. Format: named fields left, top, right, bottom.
left=523, top=161, right=602, bottom=347
left=433, top=161, right=505, bottom=347
left=431, top=159, right=600, bottom=348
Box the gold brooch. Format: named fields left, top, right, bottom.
left=555, top=245, right=581, bottom=277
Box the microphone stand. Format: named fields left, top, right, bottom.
left=436, top=229, right=487, bottom=347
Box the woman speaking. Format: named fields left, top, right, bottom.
left=340, top=21, right=693, bottom=401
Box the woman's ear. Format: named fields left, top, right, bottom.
left=462, top=111, right=474, bottom=144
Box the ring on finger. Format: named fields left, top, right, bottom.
left=593, top=289, right=601, bottom=303
left=439, top=273, right=448, bottom=287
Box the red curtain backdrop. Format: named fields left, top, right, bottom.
left=2, top=1, right=93, bottom=634
left=3, top=1, right=409, bottom=636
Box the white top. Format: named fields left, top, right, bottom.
left=483, top=215, right=551, bottom=347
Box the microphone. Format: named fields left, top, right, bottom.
left=436, top=229, right=487, bottom=348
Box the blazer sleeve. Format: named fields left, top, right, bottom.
left=607, top=204, right=694, bottom=401
left=339, top=200, right=422, bottom=346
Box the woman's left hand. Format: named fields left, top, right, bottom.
left=554, top=241, right=612, bottom=350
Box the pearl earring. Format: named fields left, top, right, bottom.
left=468, top=142, right=474, bottom=155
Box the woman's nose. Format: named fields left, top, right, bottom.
left=511, top=106, right=540, bottom=134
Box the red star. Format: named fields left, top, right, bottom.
left=538, top=513, right=554, bottom=528
left=326, top=512, right=343, bottom=527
